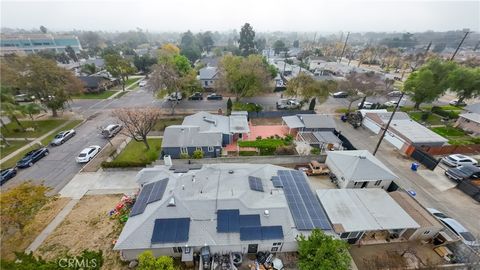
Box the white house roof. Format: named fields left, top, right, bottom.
left=316, top=189, right=420, bottom=233
left=183, top=112, right=231, bottom=134
left=326, top=150, right=398, bottom=182
left=229, top=114, right=250, bottom=133
left=282, top=115, right=305, bottom=129
left=459, top=113, right=480, bottom=123
left=389, top=120, right=448, bottom=144
left=162, top=125, right=222, bottom=148
left=282, top=114, right=336, bottom=129
left=114, top=164, right=305, bottom=251
left=464, top=103, right=480, bottom=114
left=199, top=66, right=218, bottom=80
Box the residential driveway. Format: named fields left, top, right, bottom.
left=59, top=170, right=139, bottom=199
left=334, top=118, right=480, bottom=237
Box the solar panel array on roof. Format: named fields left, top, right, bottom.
left=151, top=218, right=190, bottom=244
left=248, top=176, right=264, bottom=192
left=169, top=164, right=203, bottom=173
left=217, top=209, right=240, bottom=232
left=271, top=176, right=283, bottom=188
left=239, top=226, right=284, bottom=241
left=278, top=170, right=332, bottom=230
left=239, top=214, right=261, bottom=228
left=130, top=178, right=169, bottom=217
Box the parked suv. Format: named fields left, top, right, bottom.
left=441, top=154, right=478, bottom=167
left=276, top=98, right=301, bottom=110
left=445, top=164, right=480, bottom=183
left=102, top=124, right=123, bottom=138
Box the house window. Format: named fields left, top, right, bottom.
left=423, top=230, right=431, bottom=235
left=181, top=147, right=188, bottom=154
left=196, top=147, right=202, bottom=151
left=271, top=247, right=278, bottom=252
left=273, top=242, right=282, bottom=246
left=208, top=146, right=214, bottom=152
left=374, top=180, right=382, bottom=186
left=204, top=81, right=208, bottom=86
left=173, top=247, right=182, bottom=253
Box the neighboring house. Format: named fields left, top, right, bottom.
left=77, top=75, right=111, bottom=93
left=297, top=131, right=343, bottom=151
left=161, top=126, right=222, bottom=158
left=316, top=189, right=420, bottom=245
left=114, top=164, right=333, bottom=261
left=198, top=66, right=219, bottom=90
left=464, top=103, right=480, bottom=114
left=325, top=150, right=398, bottom=190
left=0, top=33, right=82, bottom=55
left=282, top=114, right=336, bottom=134
left=363, top=111, right=448, bottom=152
left=455, top=113, right=480, bottom=136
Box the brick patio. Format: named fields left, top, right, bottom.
left=224, top=124, right=289, bottom=152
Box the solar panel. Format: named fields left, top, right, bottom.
left=278, top=170, right=332, bottom=231
left=261, top=226, right=284, bottom=240
left=174, top=167, right=189, bottom=173
left=147, top=178, right=169, bottom=204
left=248, top=176, right=264, bottom=192
left=271, top=176, right=283, bottom=188
left=217, top=209, right=240, bottom=232
left=130, top=182, right=155, bottom=216
left=240, top=226, right=262, bottom=240
left=151, top=218, right=190, bottom=244
left=239, top=214, right=261, bottom=228
left=169, top=164, right=203, bottom=173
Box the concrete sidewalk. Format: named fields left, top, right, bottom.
left=107, top=77, right=144, bottom=99
left=0, top=120, right=82, bottom=164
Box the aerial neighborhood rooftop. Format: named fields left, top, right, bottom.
left=1, top=6, right=480, bottom=270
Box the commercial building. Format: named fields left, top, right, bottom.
left=0, top=33, right=82, bottom=55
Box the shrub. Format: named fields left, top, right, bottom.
left=192, top=149, right=204, bottom=159
left=310, top=148, right=321, bottom=155
left=256, top=136, right=262, bottom=140
left=421, top=112, right=430, bottom=122
left=239, top=151, right=257, bottom=156
left=101, top=160, right=148, bottom=168
left=275, top=145, right=295, bottom=155
left=239, top=138, right=286, bottom=155
left=431, top=106, right=459, bottom=119
left=284, top=134, right=293, bottom=144
left=180, top=153, right=190, bottom=159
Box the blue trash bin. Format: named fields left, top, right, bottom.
left=411, top=162, right=419, bottom=171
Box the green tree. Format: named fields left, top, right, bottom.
left=180, top=31, right=201, bottom=62
left=196, top=31, right=215, bottom=52
left=0, top=86, right=26, bottom=130
left=238, top=23, right=256, bottom=56
left=293, top=40, right=300, bottom=48
left=286, top=73, right=336, bottom=101
left=133, top=54, right=157, bottom=74
left=20, top=103, right=43, bottom=125
left=65, top=45, right=78, bottom=62
left=309, top=97, right=316, bottom=110
left=105, top=54, right=137, bottom=91
left=273, top=40, right=287, bottom=55
left=40, top=25, right=47, bottom=33
left=192, top=149, right=204, bottom=159
left=297, top=229, right=350, bottom=270
left=81, top=63, right=97, bottom=75
left=447, top=66, right=480, bottom=104
left=227, top=97, right=233, bottom=115
left=255, top=38, right=267, bottom=52
left=137, top=251, right=174, bottom=270
left=217, top=54, right=272, bottom=100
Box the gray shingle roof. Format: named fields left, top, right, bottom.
left=464, top=103, right=480, bottom=114
left=162, top=125, right=222, bottom=148
left=199, top=67, right=218, bottom=80
left=326, top=150, right=398, bottom=182
left=183, top=112, right=230, bottom=134
left=282, top=114, right=336, bottom=129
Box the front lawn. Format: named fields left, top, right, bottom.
left=233, top=102, right=263, bottom=112
left=408, top=111, right=444, bottom=126
left=153, top=118, right=184, bottom=131
left=125, top=77, right=141, bottom=87
left=72, top=90, right=117, bottom=99
left=0, top=119, right=68, bottom=138
left=431, top=126, right=479, bottom=145
left=102, top=138, right=162, bottom=167
left=1, top=140, right=30, bottom=158
left=40, top=120, right=83, bottom=145
left=238, top=136, right=293, bottom=155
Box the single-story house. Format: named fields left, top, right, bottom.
left=161, top=126, right=222, bottom=158
left=77, top=75, right=111, bottom=93
left=114, top=164, right=333, bottom=261
left=455, top=113, right=480, bottom=136
left=363, top=111, right=448, bottom=152
left=463, top=103, right=480, bottom=114
left=198, top=66, right=218, bottom=90
left=282, top=114, right=336, bottom=134
left=325, top=150, right=398, bottom=190
left=297, top=131, right=343, bottom=151
left=316, top=189, right=420, bottom=244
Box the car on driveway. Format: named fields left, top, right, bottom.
left=449, top=99, right=466, bottom=107
left=50, top=129, right=76, bottom=146
left=333, top=91, right=348, bottom=98
left=358, top=101, right=373, bottom=109
left=206, top=93, right=223, bottom=100
left=16, top=147, right=49, bottom=168
left=188, top=92, right=203, bottom=100
left=445, top=164, right=480, bottom=183
left=441, top=154, right=478, bottom=167
left=427, top=208, right=479, bottom=247
left=1, top=168, right=17, bottom=184
left=76, top=145, right=101, bottom=163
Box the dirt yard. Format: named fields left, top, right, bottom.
left=1, top=197, right=70, bottom=260
left=35, top=195, right=129, bottom=270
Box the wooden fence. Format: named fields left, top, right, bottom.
left=420, top=144, right=480, bottom=156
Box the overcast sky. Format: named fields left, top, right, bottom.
left=1, top=0, right=479, bottom=33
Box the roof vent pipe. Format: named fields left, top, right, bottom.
left=264, top=210, right=270, bottom=217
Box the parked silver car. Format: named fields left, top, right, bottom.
left=50, top=129, right=76, bottom=146
left=102, top=124, right=122, bottom=138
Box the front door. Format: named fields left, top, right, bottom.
left=247, top=244, right=258, bottom=254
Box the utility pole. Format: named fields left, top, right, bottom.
left=373, top=92, right=405, bottom=156
left=425, top=41, right=432, bottom=54
left=450, top=31, right=469, bottom=61
left=338, top=32, right=350, bottom=63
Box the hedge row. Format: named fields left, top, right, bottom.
left=101, top=160, right=148, bottom=168
left=431, top=106, right=459, bottom=119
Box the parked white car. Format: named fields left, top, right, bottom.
left=427, top=208, right=479, bottom=247
left=138, top=80, right=147, bottom=87
left=357, top=101, right=373, bottom=109
left=441, top=154, right=478, bottom=167
left=167, top=92, right=183, bottom=101
left=76, top=145, right=101, bottom=163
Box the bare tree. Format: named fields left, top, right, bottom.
left=147, top=63, right=181, bottom=115
left=341, top=72, right=381, bottom=111
left=113, top=107, right=162, bottom=150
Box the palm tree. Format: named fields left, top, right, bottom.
left=20, top=103, right=43, bottom=127
left=1, top=102, right=25, bottom=131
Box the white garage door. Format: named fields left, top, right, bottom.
left=363, top=118, right=381, bottom=134
left=384, top=131, right=405, bottom=149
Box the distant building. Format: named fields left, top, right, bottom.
left=198, top=66, right=219, bottom=90
left=0, top=33, right=82, bottom=55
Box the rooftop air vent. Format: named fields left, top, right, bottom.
left=167, top=197, right=176, bottom=207
left=358, top=156, right=366, bottom=159
left=203, top=117, right=217, bottom=126
left=264, top=210, right=270, bottom=217
left=228, top=170, right=234, bottom=174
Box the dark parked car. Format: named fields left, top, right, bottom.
left=207, top=93, right=223, bottom=100
left=16, top=147, right=49, bottom=168
left=1, top=168, right=17, bottom=184
left=445, top=164, right=480, bottom=182
left=333, top=91, right=348, bottom=98
left=188, top=92, right=203, bottom=100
